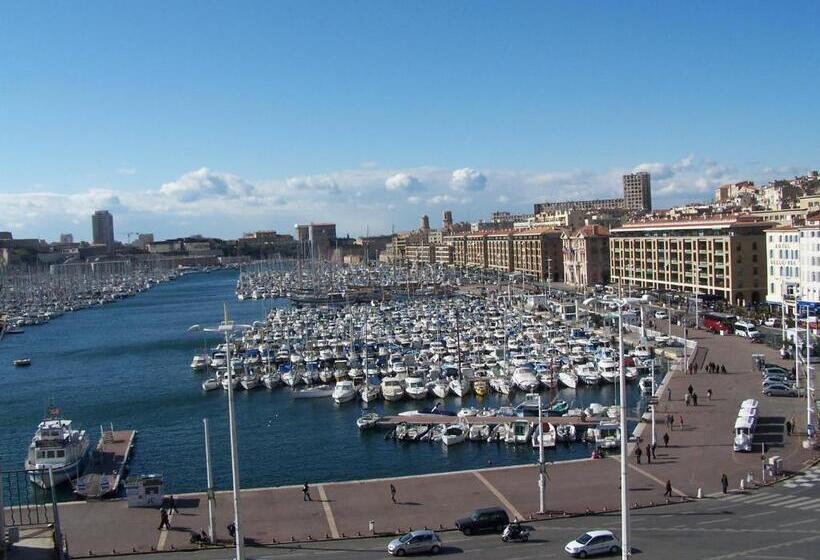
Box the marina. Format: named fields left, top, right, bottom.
left=74, top=429, right=137, bottom=500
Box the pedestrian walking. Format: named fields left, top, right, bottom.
left=706, top=388, right=712, bottom=401
left=158, top=507, right=171, bottom=530
left=303, top=481, right=312, bottom=501
left=684, top=393, right=691, bottom=406
left=168, top=495, right=179, bottom=514
left=721, top=473, right=729, bottom=494
left=670, top=415, right=675, bottom=431
left=687, top=384, right=694, bottom=395
left=635, top=446, right=642, bottom=464
left=679, top=415, right=684, bottom=429
left=664, top=480, right=673, bottom=498
left=720, top=365, right=726, bottom=374
left=786, top=420, right=793, bottom=436
left=692, top=392, right=698, bottom=406
left=665, top=414, right=672, bottom=429
left=667, top=388, right=672, bottom=401
left=651, top=441, right=657, bottom=459
left=390, top=483, right=397, bottom=503
left=663, top=432, right=669, bottom=447
left=645, top=443, right=652, bottom=464
left=790, top=416, right=796, bottom=434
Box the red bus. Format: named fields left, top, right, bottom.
left=703, top=312, right=736, bottom=334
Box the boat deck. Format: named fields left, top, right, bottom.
left=376, top=414, right=603, bottom=428
left=74, top=430, right=136, bottom=500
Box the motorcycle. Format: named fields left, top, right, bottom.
left=501, top=523, right=530, bottom=542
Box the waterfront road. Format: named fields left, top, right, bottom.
left=92, top=464, right=820, bottom=560
left=52, top=318, right=819, bottom=557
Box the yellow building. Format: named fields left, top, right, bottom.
left=610, top=216, right=771, bottom=305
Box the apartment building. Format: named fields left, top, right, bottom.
left=512, top=228, right=563, bottom=281
left=610, top=216, right=771, bottom=306
left=767, top=212, right=820, bottom=314
left=800, top=212, right=820, bottom=307
left=465, top=234, right=488, bottom=268
left=562, top=225, right=610, bottom=287
left=486, top=232, right=513, bottom=273
left=622, top=172, right=652, bottom=212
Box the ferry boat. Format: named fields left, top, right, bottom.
left=25, top=409, right=90, bottom=488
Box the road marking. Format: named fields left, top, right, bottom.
left=742, top=511, right=777, bottom=519
left=777, top=518, right=815, bottom=528
left=793, top=497, right=820, bottom=510
left=701, top=534, right=820, bottom=559
left=698, top=517, right=730, bottom=525
left=473, top=471, right=524, bottom=521
left=317, top=485, right=340, bottom=539
left=738, top=493, right=783, bottom=504
left=762, top=496, right=802, bottom=507
left=782, top=497, right=817, bottom=508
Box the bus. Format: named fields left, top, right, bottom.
left=703, top=312, right=736, bottom=334
left=734, top=320, right=763, bottom=340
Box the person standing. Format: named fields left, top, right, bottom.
left=390, top=483, right=397, bottom=503
left=168, top=495, right=179, bottom=514
left=158, top=507, right=171, bottom=530
left=679, top=415, right=684, bottom=429
left=651, top=441, right=657, bottom=459
left=670, top=415, right=675, bottom=431
left=706, top=388, right=712, bottom=401
left=664, top=480, right=673, bottom=498
left=786, top=420, right=792, bottom=436
left=663, top=432, right=670, bottom=447
left=303, top=481, right=312, bottom=501
left=687, top=384, right=694, bottom=395
left=721, top=473, right=729, bottom=494
left=692, top=393, right=698, bottom=406
left=635, top=446, right=642, bottom=464
left=667, top=388, right=672, bottom=401
left=645, top=443, right=652, bottom=464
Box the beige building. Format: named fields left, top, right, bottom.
left=511, top=228, right=563, bottom=281
left=610, top=216, right=771, bottom=305
left=562, top=225, right=610, bottom=287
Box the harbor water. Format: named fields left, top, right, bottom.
left=0, top=269, right=650, bottom=499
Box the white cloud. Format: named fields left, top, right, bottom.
left=117, top=167, right=137, bottom=176
left=385, top=173, right=423, bottom=192
left=160, top=167, right=255, bottom=202
left=285, top=174, right=341, bottom=195
left=450, top=167, right=487, bottom=192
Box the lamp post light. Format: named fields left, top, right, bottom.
left=189, top=305, right=253, bottom=560
left=583, top=293, right=652, bottom=560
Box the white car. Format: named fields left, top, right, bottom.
left=565, top=529, right=621, bottom=557
left=764, top=317, right=779, bottom=327
left=654, top=310, right=668, bottom=319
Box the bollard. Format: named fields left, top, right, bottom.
left=326, top=534, right=330, bottom=539
left=291, top=536, right=295, bottom=542
left=740, top=479, right=745, bottom=491
left=308, top=535, right=312, bottom=541
left=271, top=538, right=276, bottom=544
left=356, top=531, right=361, bottom=537
left=603, top=506, right=607, bottom=512
left=370, top=520, right=375, bottom=535
left=697, top=488, right=703, bottom=499
left=665, top=498, right=670, bottom=505
left=649, top=501, right=654, bottom=507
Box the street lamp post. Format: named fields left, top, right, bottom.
left=582, top=293, right=651, bottom=560
left=189, top=305, right=252, bottom=560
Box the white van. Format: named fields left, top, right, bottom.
left=733, top=415, right=755, bottom=452
left=735, top=321, right=763, bottom=340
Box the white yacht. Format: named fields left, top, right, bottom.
left=190, top=354, right=210, bottom=371
left=576, top=363, right=602, bottom=385
left=202, top=377, right=220, bottom=391
left=405, top=377, right=429, bottom=400
left=512, top=367, right=540, bottom=392
left=240, top=373, right=260, bottom=391
left=381, top=377, right=405, bottom=401
left=262, top=370, right=281, bottom=389
left=332, top=380, right=357, bottom=404
left=26, top=413, right=90, bottom=488
left=441, top=424, right=467, bottom=446
left=431, top=379, right=450, bottom=399
left=557, top=369, right=578, bottom=389
left=531, top=422, right=556, bottom=449
left=360, top=374, right=382, bottom=403
left=598, top=358, right=619, bottom=383
left=449, top=376, right=471, bottom=398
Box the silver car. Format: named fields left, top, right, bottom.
left=565, top=529, right=621, bottom=557
left=763, top=383, right=798, bottom=397
left=387, top=530, right=442, bottom=556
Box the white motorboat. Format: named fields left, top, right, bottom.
left=512, top=367, right=540, bottom=392
left=262, top=371, right=281, bottom=389
left=240, top=373, right=260, bottom=391
left=292, top=384, right=334, bottom=399
left=356, top=412, right=380, bottom=429
left=576, top=364, right=602, bottom=385
left=505, top=420, right=533, bottom=445
left=202, top=377, right=220, bottom=391
left=441, top=424, right=467, bottom=446
left=190, top=354, right=210, bottom=371
left=449, top=377, right=471, bottom=398
left=221, top=373, right=240, bottom=390
left=431, top=379, right=450, bottom=399
left=26, top=411, right=90, bottom=488
left=281, top=369, right=302, bottom=387
left=556, top=424, right=576, bottom=442
left=332, top=380, right=357, bottom=404
left=591, top=421, right=620, bottom=449
left=360, top=374, right=382, bottom=403
left=558, top=369, right=578, bottom=389
left=531, top=422, right=556, bottom=448
left=382, top=377, right=405, bottom=401
left=405, top=377, right=429, bottom=400
left=468, top=424, right=491, bottom=441
left=632, top=345, right=652, bottom=360
left=597, top=359, right=619, bottom=383
left=489, top=375, right=512, bottom=395
left=638, top=375, right=654, bottom=395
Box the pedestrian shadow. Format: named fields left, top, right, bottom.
left=396, top=501, right=422, bottom=506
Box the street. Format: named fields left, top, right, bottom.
left=102, top=464, right=820, bottom=560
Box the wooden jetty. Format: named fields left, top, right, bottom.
left=376, top=414, right=603, bottom=429
left=74, top=429, right=137, bottom=500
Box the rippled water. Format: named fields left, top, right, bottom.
left=0, top=270, right=648, bottom=499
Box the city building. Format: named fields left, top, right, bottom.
left=511, top=228, right=563, bottom=281
left=442, top=210, right=453, bottom=232
left=91, top=210, right=115, bottom=250
left=799, top=212, right=820, bottom=310
left=622, top=172, right=652, bottom=212
left=534, top=197, right=623, bottom=214
left=59, top=233, right=74, bottom=244
left=516, top=208, right=585, bottom=230
left=765, top=225, right=801, bottom=315
left=610, top=215, right=771, bottom=306
left=562, top=225, right=610, bottom=287
left=294, top=223, right=337, bottom=260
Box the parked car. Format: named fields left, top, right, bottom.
left=565, top=529, right=621, bottom=557
left=654, top=310, right=668, bottom=319
left=455, top=507, right=510, bottom=535
left=763, top=364, right=790, bottom=375
left=762, top=383, right=798, bottom=397
left=764, top=317, right=780, bottom=328
left=762, top=376, right=792, bottom=387
left=387, top=530, right=442, bottom=556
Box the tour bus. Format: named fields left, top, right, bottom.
left=733, top=414, right=755, bottom=452
left=734, top=320, right=764, bottom=340
left=702, top=312, right=737, bottom=334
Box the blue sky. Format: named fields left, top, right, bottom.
left=1, top=1, right=818, bottom=241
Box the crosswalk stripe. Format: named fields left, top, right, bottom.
left=739, top=493, right=783, bottom=504
left=726, top=493, right=759, bottom=502
left=762, top=496, right=800, bottom=507
left=795, top=498, right=820, bottom=510
left=783, top=497, right=817, bottom=508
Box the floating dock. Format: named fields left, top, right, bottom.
left=75, top=429, right=137, bottom=500
left=376, top=414, right=603, bottom=428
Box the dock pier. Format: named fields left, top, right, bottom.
left=74, top=429, right=137, bottom=500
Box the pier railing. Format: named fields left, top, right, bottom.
left=1, top=468, right=53, bottom=528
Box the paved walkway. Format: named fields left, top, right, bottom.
left=56, top=326, right=819, bottom=557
